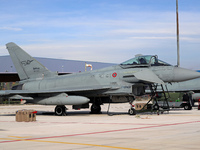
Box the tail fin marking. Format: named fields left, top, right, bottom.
left=6, top=42, right=57, bottom=81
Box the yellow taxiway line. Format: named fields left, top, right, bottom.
left=0, top=137, right=140, bottom=150
left=8, top=136, right=32, bottom=139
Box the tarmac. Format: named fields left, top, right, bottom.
left=0, top=104, right=200, bottom=150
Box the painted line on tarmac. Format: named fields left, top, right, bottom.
left=25, top=120, right=200, bottom=141
left=1, top=120, right=200, bottom=144
left=8, top=136, right=32, bottom=139
left=0, top=137, right=139, bottom=150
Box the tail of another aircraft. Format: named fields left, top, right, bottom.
left=6, top=42, right=57, bottom=81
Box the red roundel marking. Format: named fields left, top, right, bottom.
left=112, top=72, right=117, bottom=78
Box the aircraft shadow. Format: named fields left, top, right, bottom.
left=38, top=110, right=129, bottom=116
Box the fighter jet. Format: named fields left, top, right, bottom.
left=1, top=42, right=200, bottom=115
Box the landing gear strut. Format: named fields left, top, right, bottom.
left=55, top=105, right=67, bottom=116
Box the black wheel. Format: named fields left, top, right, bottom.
left=128, top=108, right=136, bottom=115
left=55, top=105, right=66, bottom=116
left=90, top=104, right=101, bottom=114
left=153, top=104, right=159, bottom=110
left=184, top=104, right=192, bottom=110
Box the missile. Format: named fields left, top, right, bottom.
left=34, top=93, right=90, bottom=105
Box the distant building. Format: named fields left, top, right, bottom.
left=0, top=56, right=116, bottom=90
left=0, top=55, right=116, bottom=73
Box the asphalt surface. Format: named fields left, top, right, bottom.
left=0, top=104, right=200, bottom=150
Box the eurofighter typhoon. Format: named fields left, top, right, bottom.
left=1, top=42, right=200, bottom=115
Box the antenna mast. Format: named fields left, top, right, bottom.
left=176, top=0, right=180, bottom=66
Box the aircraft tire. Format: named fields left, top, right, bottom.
left=55, top=105, right=66, bottom=116
left=153, top=104, right=159, bottom=110
left=128, top=108, right=136, bottom=115
left=91, top=104, right=101, bottom=114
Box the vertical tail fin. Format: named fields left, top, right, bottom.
left=6, top=42, right=57, bottom=81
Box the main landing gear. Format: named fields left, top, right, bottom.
left=90, top=97, right=137, bottom=115
left=90, top=98, right=102, bottom=114
left=90, top=103, right=101, bottom=114
left=55, top=105, right=67, bottom=116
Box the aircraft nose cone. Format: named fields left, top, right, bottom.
left=173, top=67, right=200, bottom=82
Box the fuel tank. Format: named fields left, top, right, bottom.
left=33, top=93, right=90, bottom=105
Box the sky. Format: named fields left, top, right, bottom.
left=0, top=0, right=200, bottom=69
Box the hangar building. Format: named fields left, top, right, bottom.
left=0, top=55, right=116, bottom=82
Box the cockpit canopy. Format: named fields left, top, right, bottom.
left=120, top=55, right=171, bottom=68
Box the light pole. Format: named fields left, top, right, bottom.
left=176, top=0, right=180, bottom=67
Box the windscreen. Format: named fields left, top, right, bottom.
left=120, top=55, right=171, bottom=66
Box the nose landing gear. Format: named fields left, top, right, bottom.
left=128, top=97, right=136, bottom=115
left=128, top=107, right=136, bottom=115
